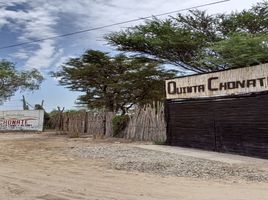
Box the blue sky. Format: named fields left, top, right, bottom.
left=0, top=0, right=259, bottom=111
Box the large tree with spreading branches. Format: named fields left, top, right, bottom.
left=52, top=50, right=176, bottom=114
left=106, top=1, right=268, bottom=73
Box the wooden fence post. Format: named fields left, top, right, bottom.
left=84, top=111, right=88, bottom=134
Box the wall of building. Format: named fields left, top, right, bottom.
left=166, top=94, right=268, bottom=159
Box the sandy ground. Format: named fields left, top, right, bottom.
left=0, top=132, right=267, bottom=200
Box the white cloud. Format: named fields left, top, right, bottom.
left=0, top=18, right=8, bottom=28
left=53, top=54, right=75, bottom=69
left=13, top=51, right=28, bottom=59
left=1, top=0, right=59, bottom=70
left=1, top=0, right=259, bottom=71
left=24, top=41, right=61, bottom=69
left=54, top=0, right=257, bottom=48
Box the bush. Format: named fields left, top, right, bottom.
left=153, top=140, right=166, bottom=145
left=112, top=115, right=129, bottom=137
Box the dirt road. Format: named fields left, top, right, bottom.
left=0, top=133, right=267, bottom=200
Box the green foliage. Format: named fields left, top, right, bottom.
left=52, top=50, right=176, bottom=113
left=106, top=1, right=268, bottom=73
left=48, top=109, right=60, bottom=117
left=65, top=109, right=80, bottom=113
left=112, top=115, right=129, bottom=137
left=153, top=140, right=166, bottom=145
left=197, top=33, right=268, bottom=69
left=218, top=1, right=268, bottom=35
left=0, top=60, right=43, bottom=104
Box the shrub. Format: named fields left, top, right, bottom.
left=112, top=115, right=129, bottom=137
left=153, top=140, right=166, bottom=145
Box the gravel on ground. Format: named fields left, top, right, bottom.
left=71, top=144, right=268, bottom=182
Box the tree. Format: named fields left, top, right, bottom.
left=105, top=1, right=268, bottom=73
left=0, top=60, right=43, bottom=104
left=197, top=33, right=268, bottom=69
left=52, top=50, right=176, bottom=114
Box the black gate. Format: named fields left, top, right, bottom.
left=165, top=94, right=268, bottom=159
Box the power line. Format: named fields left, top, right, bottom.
left=0, top=0, right=230, bottom=50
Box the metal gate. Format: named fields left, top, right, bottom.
left=165, top=94, right=268, bottom=159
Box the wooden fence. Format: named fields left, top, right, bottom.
left=49, top=103, right=166, bottom=142
left=50, top=111, right=114, bottom=137
left=85, top=112, right=114, bottom=137
left=124, top=102, right=166, bottom=142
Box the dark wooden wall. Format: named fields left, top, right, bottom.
left=166, top=94, right=268, bottom=159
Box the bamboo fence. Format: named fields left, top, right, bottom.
left=50, top=111, right=114, bottom=137
left=49, top=102, right=166, bottom=142
left=124, top=102, right=166, bottom=142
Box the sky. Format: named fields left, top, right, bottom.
left=0, top=0, right=260, bottom=111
